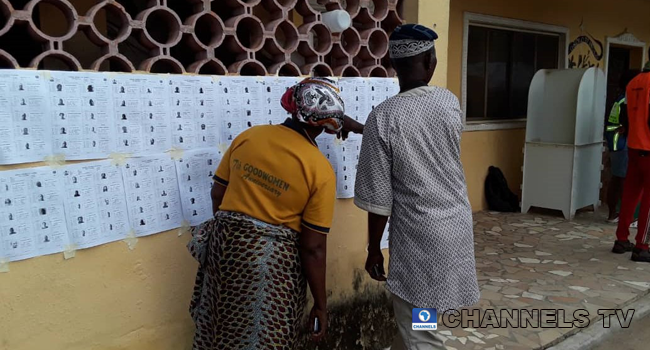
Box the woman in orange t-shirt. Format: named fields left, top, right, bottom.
left=188, top=78, right=363, bottom=350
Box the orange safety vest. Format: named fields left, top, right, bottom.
left=626, top=72, right=650, bottom=151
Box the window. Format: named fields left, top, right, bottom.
left=466, top=25, right=560, bottom=122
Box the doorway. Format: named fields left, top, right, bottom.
left=606, top=46, right=632, bottom=109
left=604, top=32, right=647, bottom=109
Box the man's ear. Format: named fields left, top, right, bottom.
left=423, top=52, right=432, bottom=71
left=431, top=57, right=438, bottom=73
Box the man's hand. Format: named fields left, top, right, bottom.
left=365, top=250, right=387, bottom=281
left=337, top=115, right=364, bottom=141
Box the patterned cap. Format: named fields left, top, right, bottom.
left=389, top=24, right=438, bottom=59
left=281, top=78, right=345, bottom=134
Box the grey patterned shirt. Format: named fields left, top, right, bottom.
left=354, top=86, right=480, bottom=311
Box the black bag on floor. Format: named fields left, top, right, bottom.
left=485, top=166, right=520, bottom=212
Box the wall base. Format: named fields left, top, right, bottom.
left=296, top=270, right=397, bottom=350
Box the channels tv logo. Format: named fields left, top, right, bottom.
left=412, top=308, right=438, bottom=331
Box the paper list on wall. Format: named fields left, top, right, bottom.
left=263, top=77, right=300, bottom=126
left=242, top=78, right=266, bottom=130
left=317, top=135, right=361, bottom=199
left=338, top=78, right=356, bottom=118
left=0, top=71, right=403, bottom=262
left=0, top=70, right=52, bottom=164
left=318, top=134, right=339, bottom=179
left=336, top=138, right=361, bottom=198
left=48, top=71, right=116, bottom=160
left=122, top=155, right=183, bottom=236
left=217, top=77, right=248, bottom=147
left=175, top=148, right=223, bottom=226
left=112, top=74, right=172, bottom=154
left=388, top=78, right=401, bottom=99
left=367, top=78, right=400, bottom=112
left=367, top=78, right=381, bottom=114
left=0, top=167, right=69, bottom=261
left=169, top=76, right=220, bottom=149
left=60, top=161, right=129, bottom=249
left=339, top=78, right=370, bottom=127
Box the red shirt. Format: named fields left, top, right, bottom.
left=627, top=72, right=650, bottom=151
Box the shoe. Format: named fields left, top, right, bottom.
left=631, top=221, right=638, bottom=228
left=607, top=217, right=619, bottom=224
left=631, top=248, right=650, bottom=262
left=612, top=240, right=634, bottom=254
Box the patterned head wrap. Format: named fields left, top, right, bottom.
left=281, top=77, right=345, bottom=134
left=389, top=24, right=438, bottom=59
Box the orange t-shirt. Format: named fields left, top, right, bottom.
left=214, top=122, right=336, bottom=234
left=627, top=72, right=650, bottom=151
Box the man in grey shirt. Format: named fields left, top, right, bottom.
left=354, top=24, right=480, bottom=349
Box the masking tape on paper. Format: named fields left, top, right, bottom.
left=41, top=71, right=52, bottom=80
left=0, top=258, right=9, bottom=273
left=167, top=147, right=185, bottom=160
left=178, top=220, right=191, bottom=237
left=109, top=153, right=131, bottom=166
left=123, top=230, right=138, bottom=251
left=44, top=154, right=66, bottom=168
left=63, top=244, right=77, bottom=260
left=217, top=143, right=229, bottom=153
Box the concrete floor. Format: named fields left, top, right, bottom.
left=435, top=210, right=650, bottom=350
left=592, top=313, right=650, bottom=350
left=386, top=210, right=650, bottom=350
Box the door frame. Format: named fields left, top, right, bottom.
left=604, top=31, right=647, bottom=79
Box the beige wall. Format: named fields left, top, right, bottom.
left=0, top=200, right=371, bottom=350
left=420, top=0, right=451, bottom=87
left=449, top=0, right=650, bottom=210
left=0, top=231, right=197, bottom=350
left=460, top=129, right=526, bottom=209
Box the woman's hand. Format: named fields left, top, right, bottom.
left=309, top=305, right=328, bottom=342
left=300, top=228, right=328, bottom=341
left=337, top=115, right=364, bottom=141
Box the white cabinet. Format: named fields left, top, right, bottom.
left=521, top=68, right=607, bottom=220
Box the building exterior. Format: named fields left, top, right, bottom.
left=447, top=0, right=650, bottom=211
left=0, top=1, right=649, bottom=349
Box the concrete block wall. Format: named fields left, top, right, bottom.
left=0, top=0, right=403, bottom=76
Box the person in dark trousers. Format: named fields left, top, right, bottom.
left=606, top=70, right=641, bottom=222
left=614, top=54, right=650, bottom=263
